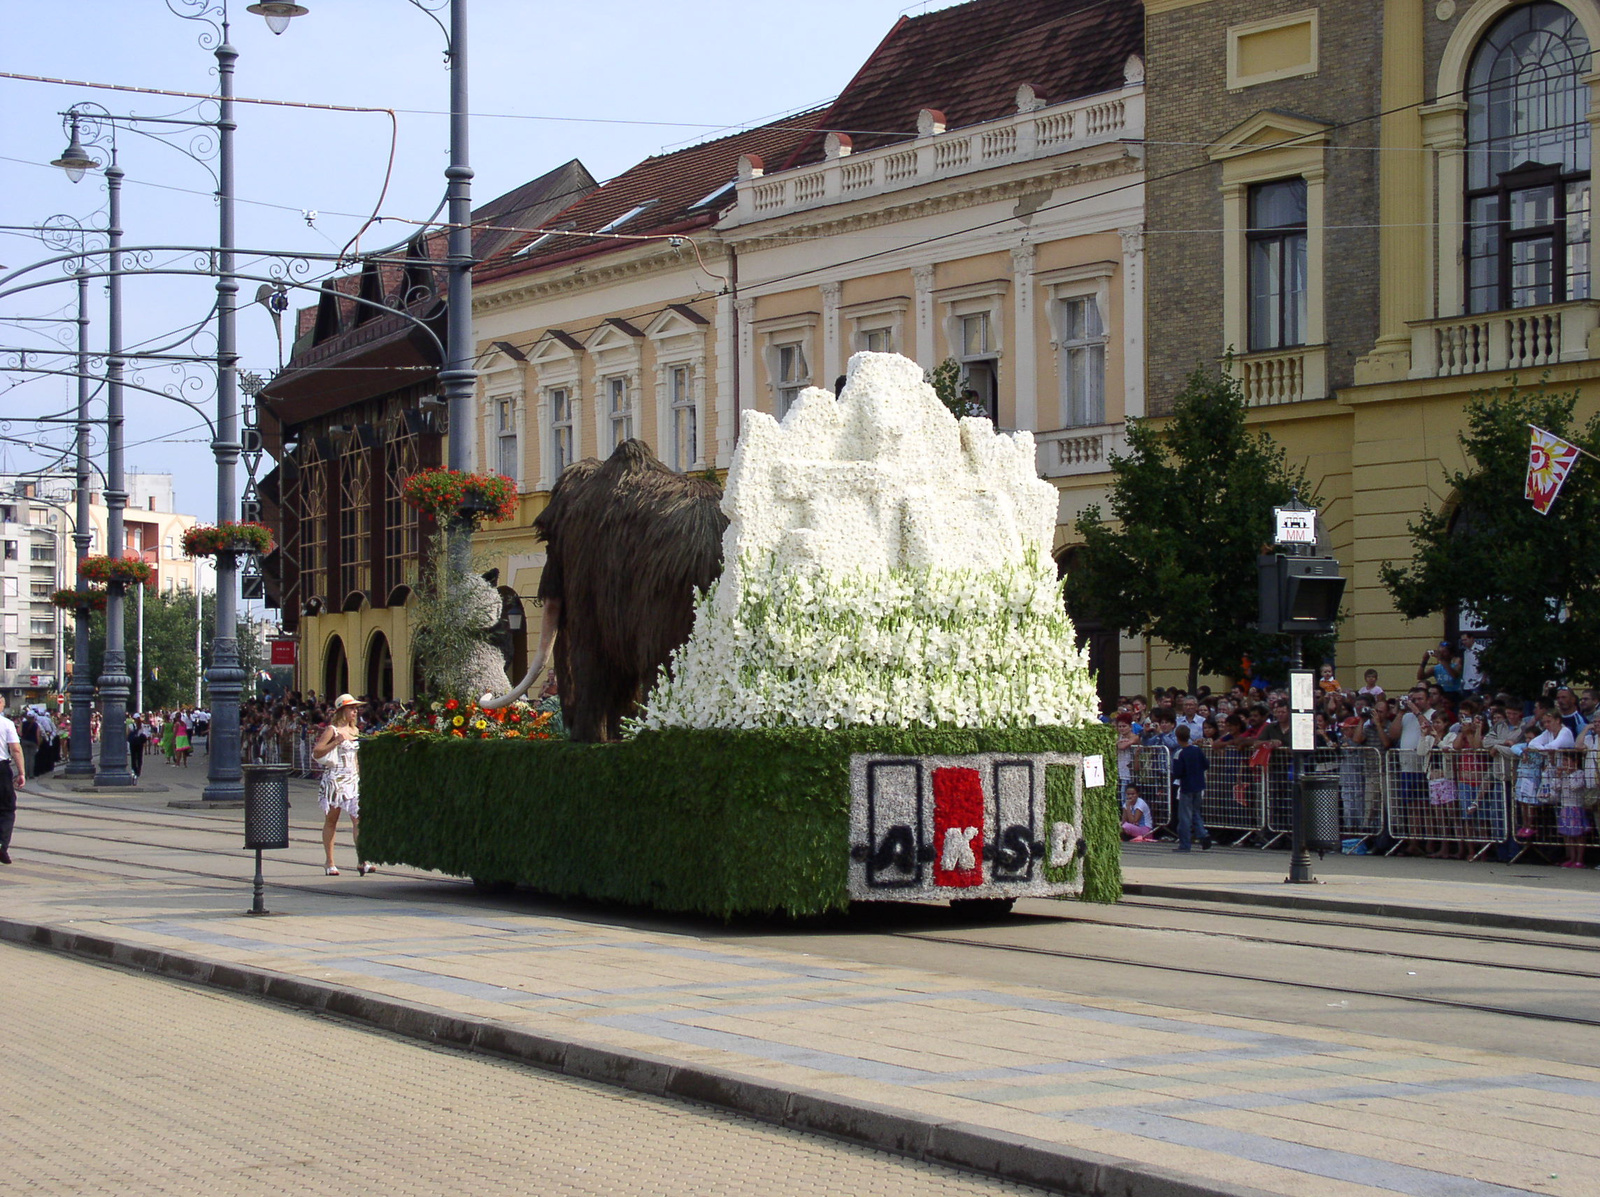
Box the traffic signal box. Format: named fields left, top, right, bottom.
left=1257, top=554, right=1346, bottom=636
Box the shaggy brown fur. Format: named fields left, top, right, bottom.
left=535, top=439, right=726, bottom=742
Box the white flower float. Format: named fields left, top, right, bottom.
left=642, top=351, right=1097, bottom=730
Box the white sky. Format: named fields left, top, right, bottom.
left=0, top=0, right=959, bottom=522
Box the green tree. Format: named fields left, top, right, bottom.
left=1380, top=381, right=1600, bottom=695
left=78, top=588, right=264, bottom=712
left=1068, top=364, right=1320, bottom=693
left=925, top=357, right=986, bottom=419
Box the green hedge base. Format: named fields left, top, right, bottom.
left=360, top=725, right=1120, bottom=920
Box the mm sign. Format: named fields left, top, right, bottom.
left=1274, top=507, right=1318, bottom=546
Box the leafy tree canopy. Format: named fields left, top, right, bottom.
left=79, top=588, right=265, bottom=713
left=1380, top=381, right=1600, bottom=696
left=1068, top=364, right=1322, bottom=692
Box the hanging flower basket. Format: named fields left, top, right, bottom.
left=51, top=587, right=107, bottom=613
left=401, top=469, right=517, bottom=526
left=182, top=521, right=275, bottom=558
left=78, top=555, right=154, bottom=585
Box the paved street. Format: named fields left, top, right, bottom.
left=5, top=769, right=1600, bottom=1196
left=1, top=942, right=1047, bottom=1196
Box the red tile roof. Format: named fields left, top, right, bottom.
left=477, top=114, right=824, bottom=282
left=784, top=0, right=1143, bottom=166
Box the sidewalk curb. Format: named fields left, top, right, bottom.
left=0, top=915, right=1280, bottom=1197
left=1123, top=882, right=1600, bottom=939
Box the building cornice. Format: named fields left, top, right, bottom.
left=723, top=151, right=1143, bottom=256
left=475, top=242, right=729, bottom=314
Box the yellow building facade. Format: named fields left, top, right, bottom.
left=1141, top=0, right=1600, bottom=697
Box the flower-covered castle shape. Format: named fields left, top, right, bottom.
left=643, top=351, right=1097, bottom=730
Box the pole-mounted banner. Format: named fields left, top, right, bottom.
left=1525, top=424, right=1593, bottom=515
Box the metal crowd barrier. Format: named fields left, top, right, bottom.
left=1505, top=747, right=1598, bottom=857
left=1333, top=745, right=1386, bottom=846
left=1125, top=745, right=1172, bottom=829
left=1384, top=747, right=1516, bottom=859
left=1200, top=743, right=1265, bottom=839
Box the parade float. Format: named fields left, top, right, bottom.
left=360, top=353, right=1118, bottom=917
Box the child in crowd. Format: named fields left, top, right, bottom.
left=1120, top=784, right=1155, bottom=842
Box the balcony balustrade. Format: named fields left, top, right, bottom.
left=1034, top=422, right=1129, bottom=479
left=1409, top=301, right=1600, bottom=379
left=730, top=86, right=1144, bottom=226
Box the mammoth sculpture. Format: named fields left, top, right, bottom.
left=482, top=438, right=726, bottom=742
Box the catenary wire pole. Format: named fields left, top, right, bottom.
left=95, top=147, right=136, bottom=787
left=439, top=0, right=477, bottom=574
left=203, top=17, right=246, bottom=803
left=65, top=264, right=96, bottom=778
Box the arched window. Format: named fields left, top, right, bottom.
left=1467, top=3, right=1592, bottom=313
left=365, top=631, right=394, bottom=701
left=323, top=634, right=348, bottom=700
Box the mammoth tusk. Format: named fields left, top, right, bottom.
left=480, top=598, right=559, bottom=709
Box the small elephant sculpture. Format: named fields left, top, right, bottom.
left=482, top=438, right=725, bottom=742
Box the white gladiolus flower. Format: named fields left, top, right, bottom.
left=640, top=352, right=1096, bottom=731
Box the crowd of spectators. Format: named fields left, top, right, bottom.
left=239, top=694, right=404, bottom=775
left=1106, top=641, right=1600, bottom=866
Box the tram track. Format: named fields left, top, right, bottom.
left=19, top=795, right=1600, bottom=1033
left=887, top=929, right=1600, bottom=1028
left=34, top=812, right=1600, bottom=973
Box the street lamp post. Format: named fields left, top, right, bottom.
left=65, top=265, right=95, bottom=777
left=202, top=18, right=246, bottom=803
left=96, top=147, right=136, bottom=785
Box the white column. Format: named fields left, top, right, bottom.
left=736, top=298, right=757, bottom=429
left=628, top=368, right=643, bottom=444
left=1119, top=226, right=1146, bottom=420
left=715, top=293, right=737, bottom=468
left=1010, top=244, right=1036, bottom=431
left=653, top=364, right=670, bottom=463
left=534, top=389, right=552, bottom=491
left=820, top=281, right=842, bottom=387
left=691, top=353, right=708, bottom=469
left=912, top=265, right=936, bottom=369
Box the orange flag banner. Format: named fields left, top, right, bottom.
left=1525, top=425, right=1583, bottom=515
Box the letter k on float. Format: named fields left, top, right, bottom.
left=933, top=766, right=984, bottom=887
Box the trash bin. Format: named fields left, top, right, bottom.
left=242, top=763, right=291, bottom=915
left=1301, top=769, right=1342, bottom=853
left=243, top=763, right=291, bottom=850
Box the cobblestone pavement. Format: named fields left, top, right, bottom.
left=7, top=780, right=1600, bottom=1197
left=1, top=942, right=1050, bottom=1196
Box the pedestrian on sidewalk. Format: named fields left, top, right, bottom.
left=126, top=715, right=149, bottom=779
left=314, top=693, right=372, bottom=877
left=0, top=705, right=24, bottom=864
left=173, top=713, right=192, bottom=768
left=1170, top=725, right=1212, bottom=852
left=159, top=714, right=176, bottom=766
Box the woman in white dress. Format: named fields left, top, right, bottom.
left=314, top=693, right=372, bottom=876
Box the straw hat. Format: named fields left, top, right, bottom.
left=333, top=693, right=361, bottom=711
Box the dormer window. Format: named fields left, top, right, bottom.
left=596, top=200, right=659, bottom=234
left=515, top=222, right=577, bottom=257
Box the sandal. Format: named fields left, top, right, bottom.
left=324, top=865, right=340, bottom=876
left=359, top=863, right=376, bottom=876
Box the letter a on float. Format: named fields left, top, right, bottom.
left=932, top=766, right=984, bottom=887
